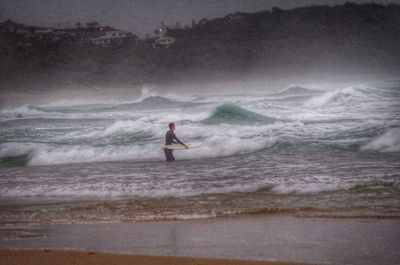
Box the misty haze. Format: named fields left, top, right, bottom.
left=0, top=1, right=400, bottom=265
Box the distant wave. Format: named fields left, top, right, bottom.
left=104, top=96, right=184, bottom=112
left=306, top=86, right=376, bottom=108
left=1, top=96, right=184, bottom=116
left=1, top=104, right=104, bottom=117
left=273, top=86, right=322, bottom=96
left=141, top=96, right=181, bottom=104
left=361, top=127, right=400, bottom=152
left=202, top=103, right=279, bottom=125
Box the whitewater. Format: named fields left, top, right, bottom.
left=0, top=81, right=399, bottom=224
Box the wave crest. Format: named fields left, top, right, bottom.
left=274, top=86, right=321, bottom=96
left=306, top=86, right=376, bottom=108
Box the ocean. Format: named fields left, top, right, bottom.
left=1, top=81, right=399, bottom=224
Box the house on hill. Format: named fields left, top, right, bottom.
left=1, top=20, right=135, bottom=47
left=152, top=22, right=175, bottom=48
left=76, top=26, right=127, bottom=47
left=89, top=30, right=127, bottom=46
left=0, top=20, right=27, bottom=33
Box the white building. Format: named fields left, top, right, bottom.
left=89, top=30, right=127, bottom=46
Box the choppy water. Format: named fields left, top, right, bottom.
left=0, top=82, right=400, bottom=224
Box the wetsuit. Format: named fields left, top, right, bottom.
left=164, top=130, right=185, bottom=162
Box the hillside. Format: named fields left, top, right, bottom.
left=1, top=2, right=400, bottom=90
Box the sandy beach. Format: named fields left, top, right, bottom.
left=0, top=249, right=310, bottom=265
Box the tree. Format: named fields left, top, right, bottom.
left=272, top=7, right=282, bottom=13
left=199, top=18, right=209, bottom=25
left=86, top=21, right=99, bottom=28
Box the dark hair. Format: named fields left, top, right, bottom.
left=168, top=122, right=175, bottom=130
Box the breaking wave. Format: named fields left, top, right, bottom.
left=1, top=82, right=399, bottom=167
left=361, top=127, right=400, bottom=152
left=202, top=103, right=279, bottom=125
left=305, top=86, right=377, bottom=108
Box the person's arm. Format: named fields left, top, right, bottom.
left=172, top=133, right=188, bottom=149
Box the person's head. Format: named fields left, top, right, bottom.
left=168, top=122, right=175, bottom=131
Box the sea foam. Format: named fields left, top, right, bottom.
left=361, top=127, right=400, bottom=152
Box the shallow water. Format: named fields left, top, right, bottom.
left=0, top=82, right=399, bottom=223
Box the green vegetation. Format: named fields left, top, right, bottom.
left=1, top=2, right=399, bottom=90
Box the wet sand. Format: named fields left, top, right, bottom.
left=1, top=217, right=400, bottom=265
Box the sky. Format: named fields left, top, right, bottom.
left=1, top=0, right=399, bottom=37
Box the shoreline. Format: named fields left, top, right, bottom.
left=4, top=211, right=400, bottom=224
left=1, top=189, right=399, bottom=226
left=1, top=204, right=399, bottom=227
left=1, top=212, right=400, bottom=228
left=0, top=250, right=310, bottom=265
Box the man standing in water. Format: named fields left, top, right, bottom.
left=164, top=122, right=188, bottom=162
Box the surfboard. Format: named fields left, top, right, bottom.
left=163, top=142, right=202, bottom=150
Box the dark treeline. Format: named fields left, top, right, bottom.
left=1, top=2, right=400, bottom=90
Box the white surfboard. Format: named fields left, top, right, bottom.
left=163, top=142, right=202, bottom=150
